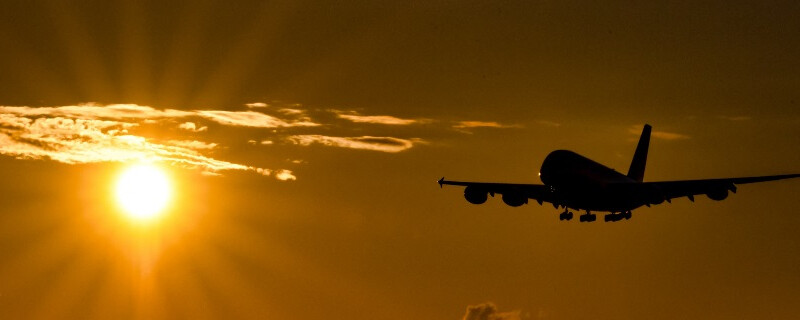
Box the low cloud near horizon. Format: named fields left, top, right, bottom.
left=462, top=303, right=521, bottom=320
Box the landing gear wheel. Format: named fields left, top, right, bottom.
left=624, top=211, right=632, bottom=220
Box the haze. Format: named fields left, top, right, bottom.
left=0, top=1, right=798, bottom=319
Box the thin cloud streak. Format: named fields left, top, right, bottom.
left=453, top=121, right=519, bottom=129
left=335, top=110, right=419, bottom=125
left=536, top=120, right=561, bottom=127
left=166, top=140, right=218, bottom=150
left=195, top=110, right=318, bottom=128
left=652, top=131, right=690, bottom=140
left=287, top=135, right=418, bottom=153
left=245, top=102, right=268, bottom=108
left=178, top=122, right=208, bottom=132
left=629, top=125, right=690, bottom=140
left=718, top=115, right=751, bottom=121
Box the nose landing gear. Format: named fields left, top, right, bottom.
left=604, top=211, right=633, bottom=222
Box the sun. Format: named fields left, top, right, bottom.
left=115, top=164, right=172, bottom=222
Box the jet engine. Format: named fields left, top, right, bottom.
left=646, top=191, right=665, bottom=205
left=502, top=193, right=527, bottom=207
left=706, top=189, right=729, bottom=201
left=464, top=186, right=488, bottom=204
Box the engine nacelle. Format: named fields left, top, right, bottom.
left=706, top=189, right=729, bottom=201
left=646, top=192, right=665, bottom=205
left=464, top=186, right=488, bottom=204
left=502, top=193, right=527, bottom=207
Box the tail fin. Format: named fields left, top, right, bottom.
left=627, top=124, right=651, bottom=182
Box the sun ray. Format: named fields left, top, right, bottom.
left=29, top=247, right=99, bottom=320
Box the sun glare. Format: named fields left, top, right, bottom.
left=115, top=164, right=172, bottom=222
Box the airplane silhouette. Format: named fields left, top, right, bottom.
left=438, top=124, right=800, bottom=222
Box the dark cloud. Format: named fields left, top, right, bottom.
left=462, top=303, right=521, bottom=320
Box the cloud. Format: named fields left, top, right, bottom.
left=462, top=303, right=521, bottom=320
left=0, top=104, right=320, bottom=128
left=629, top=125, right=690, bottom=140
left=453, top=121, right=519, bottom=129
left=274, top=169, right=297, bottom=181
left=195, top=110, right=318, bottom=128
left=178, top=122, right=208, bottom=132
left=652, top=131, right=690, bottom=140
left=334, top=110, right=419, bottom=125
left=0, top=111, right=291, bottom=179
left=245, top=102, right=268, bottom=108
left=535, top=120, right=561, bottom=127
left=278, top=108, right=305, bottom=115
left=287, top=135, right=419, bottom=153
left=718, top=115, right=751, bottom=121
left=166, top=140, right=218, bottom=150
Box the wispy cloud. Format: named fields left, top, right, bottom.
left=462, top=303, right=521, bottom=320
left=287, top=135, right=419, bottom=153
left=718, top=115, right=751, bottom=121
left=652, top=131, right=690, bottom=140
left=334, top=110, right=419, bottom=125
left=166, top=140, right=218, bottom=150
left=453, top=121, right=519, bottom=129
left=629, top=125, right=690, bottom=140
left=245, top=102, right=268, bottom=108
left=535, top=120, right=561, bottom=127
left=178, top=122, right=207, bottom=132
left=278, top=108, right=305, bottom=115
left=195, top=110, right=318, bottom=128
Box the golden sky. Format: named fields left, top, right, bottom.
left=0, top=1, right=799, bottom=319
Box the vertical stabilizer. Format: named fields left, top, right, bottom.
left=627, top=124, right=651, bottom=182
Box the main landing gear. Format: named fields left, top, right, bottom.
left=559, top=209, right=597, bottom=222
left=579, top=211, right=597, bottom=222
left=604, top=211, right=632, bottom=222
left=559, top=210, right=632, bottom=222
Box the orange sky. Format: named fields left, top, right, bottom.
left=0, top=1, right=799, bottom=319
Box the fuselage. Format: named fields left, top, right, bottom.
left=539, top=150, right=656, bottom=212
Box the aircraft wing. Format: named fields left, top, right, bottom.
left=644, top=173, right=800, bottom=201
left=438, top=178, right=556, bottom=205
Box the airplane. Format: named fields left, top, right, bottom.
left=438, top=124, right=800, bottom=222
